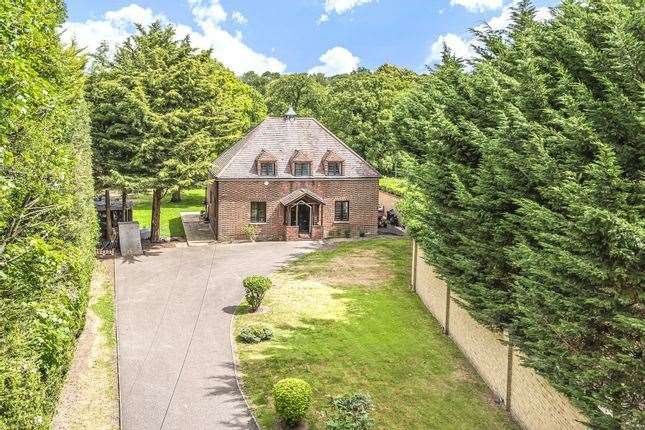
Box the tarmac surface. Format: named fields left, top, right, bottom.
left=115, top=241, right=319, bottom=429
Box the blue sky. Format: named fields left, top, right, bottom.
left=63, top=0, right=559, bottom=75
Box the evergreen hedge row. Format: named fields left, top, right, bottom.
left=0, top=1, right=97, bottom=428
left=394, top=1, right=643, bottom=428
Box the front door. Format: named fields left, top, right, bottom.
left=297, top=203, right=310, bottom=234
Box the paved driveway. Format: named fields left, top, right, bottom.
left=115, top=241, right=319, bottom=430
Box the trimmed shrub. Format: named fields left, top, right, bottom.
left=239, top=324, right=273, bottom=343
left=242, top=275, right=272, bottom=312
left=272, top=378, right=312, bottom=427
left=243, top=223, right=260, bottom=241
left=326, top=392, right=374, bottom=430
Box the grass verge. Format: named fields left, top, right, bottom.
left=234, top=237, right=517, bottom=429
left=132, top=188, right=205, bottom=237
left=52, top=258, right=118, bottom=429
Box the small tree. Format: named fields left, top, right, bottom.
left=242, top=275, right=272, bottom=312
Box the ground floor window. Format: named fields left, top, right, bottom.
left=251, top=202, right=266, bottom=223
left=334, top=200, right=349, bottom=221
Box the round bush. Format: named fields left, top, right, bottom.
left=243, top=275, right=272, bottom=312
left=239, top=324, right=273, bottom=343
left=272, top=378, right=312, bottom=426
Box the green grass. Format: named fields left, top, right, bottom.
left=234, top=238, right=517, bottom=429
left=92, top=277, right=116, bottom=350
left=132, top=188, right=205, bottom=237
left=379, top=176, right=409, bottom=197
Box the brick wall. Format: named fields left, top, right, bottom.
left=210, top=178, right=379, bottom=241
left=412, top=241, right=588, bottom=430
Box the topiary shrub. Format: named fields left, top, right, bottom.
left=239, top=324, right=273, bottom=343
left=273, top=378, right=312, bottom=427
left=242, top=275, right=272, bottom=312
left=325, top=392, right=374, bottom=430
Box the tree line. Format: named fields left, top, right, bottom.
left=394, top=1, right=643, bottom=428
left=241, top=64, right=419, bottom=176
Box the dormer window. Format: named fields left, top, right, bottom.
left=327, top=161, right=342, bottom=176
left=290, top=150, right=313, bottom=176
left=260, top=162, right=275, bottom=176
left=294, top=162, right=311, bottom=176
left=322, top=149, right=345, bottom=176
left=255, top=149, right=278, bottom=176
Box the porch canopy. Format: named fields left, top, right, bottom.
left=280, top=188, right=325, bottom=232
left=279, top=188, right=325, bottom=206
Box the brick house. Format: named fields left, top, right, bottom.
left=207, top=110, right=380, bottom=241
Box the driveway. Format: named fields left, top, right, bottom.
left=115, top=241, right=319, bottom=430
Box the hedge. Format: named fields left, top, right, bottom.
left=0, top=1, right=97, bottom=428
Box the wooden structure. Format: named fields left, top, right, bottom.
left=95, top=196, right=134, bottom=239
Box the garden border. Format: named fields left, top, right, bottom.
left=230, top=300, right=261, bottom=430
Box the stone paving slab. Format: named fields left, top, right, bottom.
left=115, top=241, right=319, bottom=430
left=180, top=212, right=215, bottom=246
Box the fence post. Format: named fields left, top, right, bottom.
left=505, top=331, right=513, bottom=411
left=411, top=239, right=418, bottom=291
left=444, top=286, right=451, bottom=335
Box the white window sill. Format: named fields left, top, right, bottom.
left=333, top=220, right=350, bottom=224
left=249, top=222, right=267, bottom=225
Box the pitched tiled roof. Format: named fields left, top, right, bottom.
left=210, top=117, right=379, bottom=179
left=279, top=188, right=325, bottom=206
left=322, top=149, right=345, bottom=163
left=290, top=150, right=312, bottom=163
left=256, top=149, right=277, bottom=162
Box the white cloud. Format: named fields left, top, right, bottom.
left=318, top=0, right=375, bottom=22
left=427, top=33, right=476, bottom=64
left=450, top=0, right=502, bottom=13
left=534, top=6, right=553, bottom=22
left=231, top=11, right=248, bottom=24
left=104, top=4, right=159, bottom=26
left=61, top=1, right=285, bottom=74
left=188, top=0, right=226, bottom=24
left=308, top=46, right=359, bottom=76
left=61, top=4, right=164, bottom=54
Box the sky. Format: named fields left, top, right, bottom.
left=62, top=0, right=559, bottom=76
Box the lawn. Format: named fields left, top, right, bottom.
left=234, top=238, right=517, bottom=429
left=132, top=188, right=205, bottom=238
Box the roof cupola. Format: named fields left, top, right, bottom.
left=285, top=106, right=297, bottom=122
